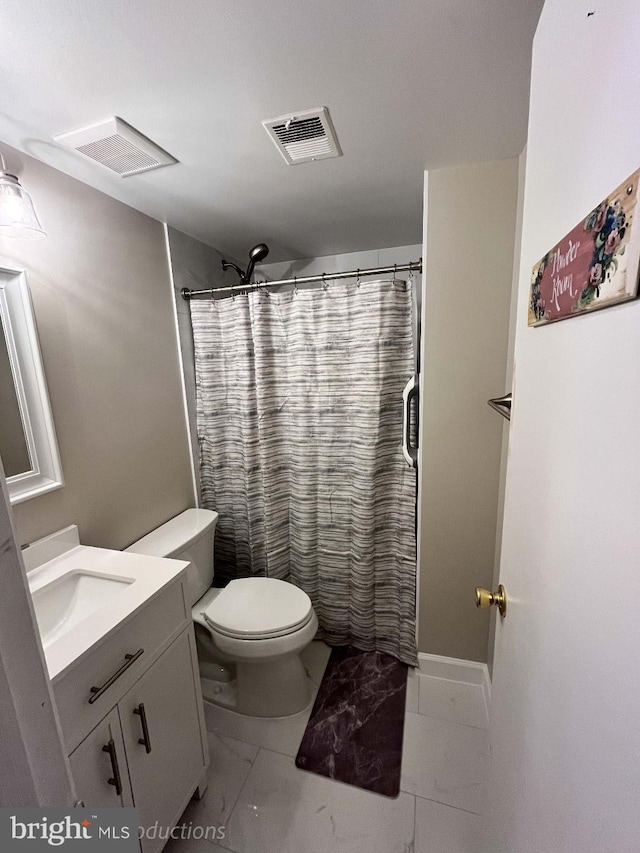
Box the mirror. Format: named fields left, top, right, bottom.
left=0, top=267, right=63, bottom=503
left=0, top=315, right=31, bottom=476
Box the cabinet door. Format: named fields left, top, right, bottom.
left=120, top=629, right=207, bottom=850
left=69, top=707, right=134, bottom=808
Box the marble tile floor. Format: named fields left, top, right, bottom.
left=165, top=643, right=490, bottom=853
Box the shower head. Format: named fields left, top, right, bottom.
left=244, top=243, right=269, bottom=284
left=221, top=243, right=270, bottom=285
left=249, top=243, right=269, bottom=263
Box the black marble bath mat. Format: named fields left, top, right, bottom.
left=295, top=645, right=408, bottom=797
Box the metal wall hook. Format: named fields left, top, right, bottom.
left=488, top=392, right=512, bottom=420
left=293, top=276, right=298, bottom=295
left=322, top=272, right=328, bottom=293
left=356, top=268, right=361, bottom=288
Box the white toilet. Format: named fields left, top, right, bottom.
left=126, top=508, right=318, bottom=718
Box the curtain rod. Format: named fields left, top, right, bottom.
left=180, top=260, right=422, bottom=300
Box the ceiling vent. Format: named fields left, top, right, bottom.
left=262, top=107, right=342, bottom=165
left=53, top=117, right=177, bottom=177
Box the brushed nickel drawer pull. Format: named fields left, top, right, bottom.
left=133, top=703, right=152, bottom=753
left=102, top=738, right=123, bottom=796
left=88, top=649, right=144, bottom=704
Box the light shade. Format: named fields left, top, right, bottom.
left=0, top=172, right=46, bottom=238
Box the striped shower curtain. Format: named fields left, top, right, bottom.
left=190, top=280, right=417, bottom=665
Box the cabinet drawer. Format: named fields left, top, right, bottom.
left=55, top=579, right=188, bottom=752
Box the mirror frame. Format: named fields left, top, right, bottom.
left=0, top=266, right=63, bottom=504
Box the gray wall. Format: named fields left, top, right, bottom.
left=418, top=158, right=519, bottom=663
left=0, top=146, right=194, bottom=549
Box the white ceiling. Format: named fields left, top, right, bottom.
left=0, top=0, right=543, bottom=262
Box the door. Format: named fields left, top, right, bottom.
left=69, top=707, right=133, bottom=808
left=119, top=629, right=206, bottom=852
left=487, top=2, right=640, bottom=851
left=0, top=470, right=75, bottom=807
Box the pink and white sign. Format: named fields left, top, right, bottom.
left=529, top=167, right=640, bottom=325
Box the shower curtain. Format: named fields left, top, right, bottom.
left=191, top=280, right=417, bottom=665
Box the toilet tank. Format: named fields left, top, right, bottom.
left=125, top=508, right=218, bottom=606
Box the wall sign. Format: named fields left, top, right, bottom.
left=529, top=167, right=640, bottom=326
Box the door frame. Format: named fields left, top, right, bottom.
left=414, top=171, right=429, bottom=651
left=0, top=462, right=76, bottom=806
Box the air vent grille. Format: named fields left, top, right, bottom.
left=262, top=108, right=342, bottom=165
left=272, top=116, right=325, bottom=144
left=76, top=135, right=161, bottom=176
left=53, top=117, right=177, bottom=177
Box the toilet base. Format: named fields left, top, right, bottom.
left=200, top=675, right=237, bottom=709
left=193, top=609, right=318, bottom=718
left=235, top=652, right=312, bottom=717
left=198, top=654, right=313, bottom=717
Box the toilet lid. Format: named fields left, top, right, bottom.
left=203, top=577, right=313, bottom=639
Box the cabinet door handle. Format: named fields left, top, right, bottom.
left=88, top=649, right=144, bottom=704
left=133, top=703, right=152, bottom=753
left=102, top=739, right=123, bottom=796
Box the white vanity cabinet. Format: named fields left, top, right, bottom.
left=56, top=575, right=208, bottom=853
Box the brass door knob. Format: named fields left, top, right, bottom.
left=475, top=584, right=507, bottom=617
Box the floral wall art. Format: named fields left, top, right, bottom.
left=529, top=167, right=640, bottom=325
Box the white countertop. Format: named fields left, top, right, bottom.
left=27, top=544, right=189, bottom=682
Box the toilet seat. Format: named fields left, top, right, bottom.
left=208, top=612, right=314, bottom=640
left=203, top=577, right=313, bottom=640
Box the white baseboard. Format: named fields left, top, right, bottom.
left=417, top=652, right=491, bottom=721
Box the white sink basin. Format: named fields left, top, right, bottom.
left=31, top=570, right=134, bottom=649
left=23, top=529, right=189, bottom=680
